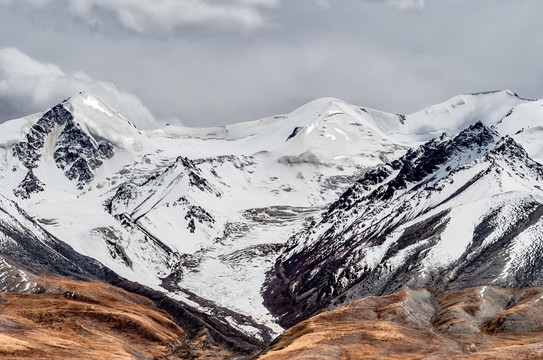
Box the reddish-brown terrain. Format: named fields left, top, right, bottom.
left=5, top=282, right=543, bottom=359
left=257, top=287, right=543, bottom=359
left=0, top=277, right=233, bottom=359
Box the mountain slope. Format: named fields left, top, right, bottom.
left=0, top=92, right=409, bottom=343
left=264, top=122, right=543, bottom=328
left=388, top=90, right=529, bottom=145
left=258, top=286, right=543, bottom=360
left=0, top=277, right=186, bottom=360
left=0, top=190, right=267, bottom=358
left=2, top=90, right=543, bottom=356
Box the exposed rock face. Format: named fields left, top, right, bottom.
left=54, top=119, right=114, bottom=188
left=12, top=102, right=115, bottom=196
left=185, top=205, right=215, bottom=233
left=258, top=287, right=543, bottom=360
left=105, top=155, right=222, bottom=255
left=12, top=104, right=72, bottom=170
left=107, top=156, right=221, bottom=217
left=13, top=170, right=44, bottom=199
left=264, top=123, right=543, bottom=328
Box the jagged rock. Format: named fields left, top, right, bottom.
left=53, top=117, right=114, bottom=188
left=12, top=104, right=71, bottom=169
left=13, top=170, right=44, bottom=199
left=185, top=205, right=215, bottom=225
left=12, top=101, right=115, bottom=192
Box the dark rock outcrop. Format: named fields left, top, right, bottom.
left=12, top=101, right=115, bottom=196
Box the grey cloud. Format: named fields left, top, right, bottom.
left=314, top=0, right=425, bottom=10
left=0, top=48, right=159, bottom=129
left=0, top=0, right=280, bottom=35
left=387, top=0, right=425, bottom=10
left=0, top=0, right=542, bottom=128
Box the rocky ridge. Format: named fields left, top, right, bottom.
left=264, top=122, right=543, bottom=328
left=12, top=102, right=114, bottom=197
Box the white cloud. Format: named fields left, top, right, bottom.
left=0, top=48, right=159, bottom=129
left=0, top=0, right=280, bottom=34
left=387, top=0, right=425, bottom=10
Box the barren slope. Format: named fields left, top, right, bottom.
left=0, top=277, right=235, bottom=359
left=258, top=286, right=543, bottom=360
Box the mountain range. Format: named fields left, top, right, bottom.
left=1, top=89, right=543, bottom=358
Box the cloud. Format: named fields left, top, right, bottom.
left=387, top=0, right=425, bottom=10
left=0, top=47, right=159, bottom=129
left=0, top=0, right=280, bottom=35
left=297, top=0, right=425, bottom=11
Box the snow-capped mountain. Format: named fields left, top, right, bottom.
left=2, top=89, right=543, bottom=355
left=0, top=91, right=408, bottom=342
left=264, top=121, right=543, bottom=328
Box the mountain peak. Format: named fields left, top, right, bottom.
left=285, top=97, right=351, bottom=123
left=56, top=93, right=147, bottom=154
left=397, top=90, right=530, bottom=145
left=264, top=117, right=543, bottom=327
left=7, top=93, right=151, bottom=197
left=63, top=92, right=139, bottom=130
left=11, top=101, right=115, bottom=194
left=468, top=89, right=521, bottom=98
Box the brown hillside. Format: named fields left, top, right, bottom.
left=0, top=277, right=231, bottom=359
left=258, top=287, right=543, bottom=360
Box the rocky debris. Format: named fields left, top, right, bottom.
left=192, top=154, right=256, bottom=176
left=219, top=243, right=283, bottom=264
left=258, top=287, right=543, bottom=360
left=243, top=206, right=317, bottom=224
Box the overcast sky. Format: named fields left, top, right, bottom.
left=0, top=0, right=541, bottom=129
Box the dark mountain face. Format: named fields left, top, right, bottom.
left=263, top=123, right=543, bottom=328
left=12, top=101, right=115, bottom=197
left=12, top=104, right=73, bottom=170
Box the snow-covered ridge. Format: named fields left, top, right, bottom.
left=264, top=120, right=543, bottom=328
left=64, top=93, right=147, bottom=152
left=1, top=89, right=543, bottom=343
left=393, top=90, right=529, bottom=144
